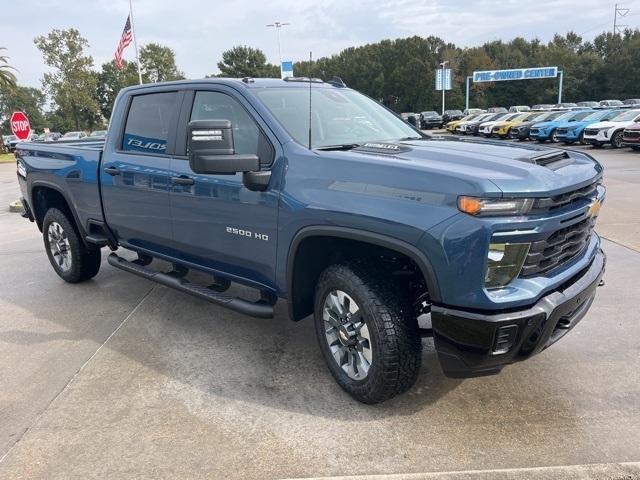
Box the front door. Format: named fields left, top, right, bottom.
left=169, top=89, right=280, bottom=290
left=101, top=90, right=180, bottom=257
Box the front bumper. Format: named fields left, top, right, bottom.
left=432, top=248, right=606, bottom=378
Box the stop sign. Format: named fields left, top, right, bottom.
left=10, top=111, right=31, bottom=141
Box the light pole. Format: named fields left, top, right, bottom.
left=439, top=61, right=449, bottom=116
left=266, top=22, right=290, bottom=67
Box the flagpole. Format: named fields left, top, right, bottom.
left=129, top=0, right=143, bottom=84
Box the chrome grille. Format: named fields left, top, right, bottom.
left=520, top=218, right=594, bottom=277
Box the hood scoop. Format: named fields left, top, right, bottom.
left=353, top=142, right=413, bottom=155
left=520, top=150, right=575, bottom=170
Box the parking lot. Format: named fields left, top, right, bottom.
left=0, top=144, right=639, bottom=479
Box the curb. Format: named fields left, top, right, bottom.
left=281, top=462, right=640, bottom=480
left=9, top=199, right=24, bottom=213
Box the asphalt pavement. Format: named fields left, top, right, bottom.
left=0, top=144, right=639, bottom=480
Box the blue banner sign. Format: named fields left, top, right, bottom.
left=435, top=68, right=452, bottom=91
left=473, top=67, right=558, bottom=83
left=281, top=61, right=294, bottom=79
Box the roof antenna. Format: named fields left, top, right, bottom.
left=308, top=51, right=312, bottom=150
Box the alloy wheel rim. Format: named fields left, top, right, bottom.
left=322, top=290, right=372, bottom=380
left=47, top=222, right=72, bottom=272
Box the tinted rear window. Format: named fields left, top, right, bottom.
left=122, top=92, right=177, bottom=154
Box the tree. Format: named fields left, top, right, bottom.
left=96, top=60, right=140, bottom=120
left=140, top=43, right=185, bottom=83
left=215, top=46, right=279, bottom=78
left=34, top=28, right=102, bottom=131
left=0, top=85, right=47, bottom=132
left=0, top=47, right=17, bottom=90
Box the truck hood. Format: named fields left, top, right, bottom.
left=339, top=138, right=602, bottom=196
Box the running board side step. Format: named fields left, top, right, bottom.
left=107, top=253, right=274, bottom=319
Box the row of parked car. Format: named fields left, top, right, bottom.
left=402, top=98, right=640, bottom=131
left=2, top=130, right=107, bottom=152
left=444, top=107, right=640, bottom=150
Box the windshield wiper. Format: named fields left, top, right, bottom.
left=315, top=143, right=360, bottom=151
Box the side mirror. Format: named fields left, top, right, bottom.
left=188, top=119, right=259, bottom=175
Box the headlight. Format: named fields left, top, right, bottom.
left=486, top=243, right=530, bottom=288
left=458, top=196, right=534, bottom=216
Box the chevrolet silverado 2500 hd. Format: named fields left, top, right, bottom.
left=15, top=78, right=606, bottom=403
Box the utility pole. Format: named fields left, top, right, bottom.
left=614, top=4, right=630, bottom=34
left=266, top=22, right=290, bottom=66
left=439, top=61, right=449, bottom=116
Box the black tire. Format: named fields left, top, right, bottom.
left=42, top=208, right=101, bottom=283
left=579, top=131, right=587, bottom=145
left=632, top=146, right=640, bottom=151
left=550, top=129, right=559, bottom=143
left=313, top=262, right=421, bottom=404
left=611, top=130, right=624, bottom=149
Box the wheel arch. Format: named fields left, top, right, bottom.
left=30, top=181, right=87, bottom=243
left=286, top=226, right=441, bottom=322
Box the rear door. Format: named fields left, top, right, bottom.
left=169, top=87, right=280, bottom=289
left=101, top=90, right=181, bottom=257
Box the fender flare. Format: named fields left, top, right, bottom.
left=29, top=180, right=88, bottom=243
left=286, top=226, right=442, bottom=320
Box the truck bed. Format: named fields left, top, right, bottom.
left=16, top=140, right=106, bottom=235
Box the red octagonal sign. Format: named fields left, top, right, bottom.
left=10, top=111, right=31, bottom=141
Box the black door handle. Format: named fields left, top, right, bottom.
left=104, top=166, right=120, bottom=176
left=171, top=176, right=195, bottom=186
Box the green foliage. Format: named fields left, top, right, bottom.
left=96, top=60, right=140, bottom=120
left=0, top=47, right=17, bottom=90
left=34, top=28, right=101, bottom=131
left=215, top=46, right=279, bottom=78
left=140, top=43, right=185, bottom=83
left=0, top=85, right=47, bottom=132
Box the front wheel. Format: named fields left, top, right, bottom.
left=551, top=129, right=559, bottom=143
left=314, top=263, right=421, bottom=404
left=43, top=208, right=101, bottom=283
left=611, top=130, right=624, bottom=149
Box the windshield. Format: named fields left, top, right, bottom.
left=610, top=110, right=640, bottom=121
left=421, top=111, right=438, bottom=116
left=583, top=111, right=610, bottom=121
left=255, top=88, right=421, bottom=148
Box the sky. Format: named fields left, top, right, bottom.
left=2, top=0, right=639, bottom=89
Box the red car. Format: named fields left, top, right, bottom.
left=622, top=122, right=640, bottom=150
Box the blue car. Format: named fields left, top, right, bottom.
left=556, top=110, right=620, bottom=145
left=529, top=110, right=593, bottom=142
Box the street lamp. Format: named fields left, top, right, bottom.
left=439, top=61, right=449, bottom=116
left=266, top=21, right=290, bottom=66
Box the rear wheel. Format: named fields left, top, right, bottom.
left=43, top=208, right=101, bottom=283
left=314, top=262, right=421, bottom=404
left=551, top=129, right=559, bottom=143
left=611, top=130, right=624, bottom=149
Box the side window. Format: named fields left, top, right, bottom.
left=122, top=92, right=177, bottom=154
left=190, top=91, right=260, bottom=156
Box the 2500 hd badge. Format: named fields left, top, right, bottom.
left=226, top=226, right=269, bottom=241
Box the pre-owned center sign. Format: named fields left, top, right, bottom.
left=472, top=67, right=558, bottom=83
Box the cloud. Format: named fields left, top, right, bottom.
left=2, top=0, right=631, bottom=89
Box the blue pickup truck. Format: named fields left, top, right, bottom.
left=15, top=78, right=606, bottom=403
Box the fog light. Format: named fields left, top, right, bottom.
left=493, top=325, right=519, bottom=355
left=485, top=243, right=530, bottom=288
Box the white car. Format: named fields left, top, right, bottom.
left=478, top=113, right=520, bottom=137
left=582, top=109, right=640, bottom=148
left=61, top=131, right=88, bottom=140
left=456, top=113, right=495, bottom=134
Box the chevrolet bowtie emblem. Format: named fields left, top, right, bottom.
left=588, top=199, right=602, bottom=218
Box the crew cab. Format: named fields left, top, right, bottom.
left=15, top=78, right=606, bottom=404
left=583, top=109, right=640, bottom=148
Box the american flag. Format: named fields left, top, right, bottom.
left=114, top=16, right=133, bottom=70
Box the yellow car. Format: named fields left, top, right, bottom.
left=491, top=111, right=546, bottom=138
left=446, top=114, right=482, bottom=134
